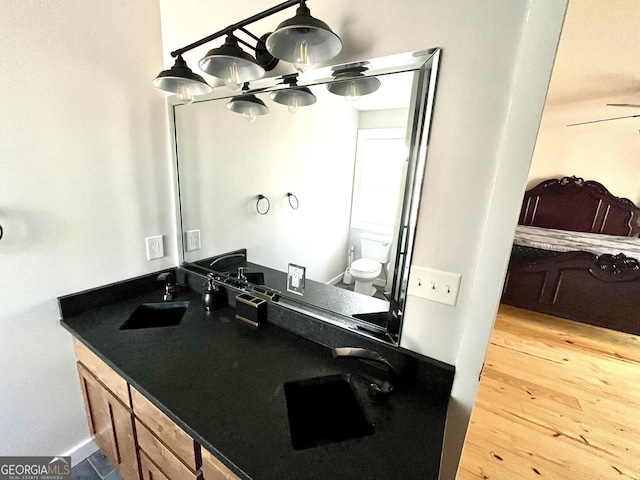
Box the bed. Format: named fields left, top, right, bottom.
left=501, top=176, right=640, bottom=336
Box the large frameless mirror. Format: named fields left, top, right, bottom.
left=171, top=49, right=440, bottom=345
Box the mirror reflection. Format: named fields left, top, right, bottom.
left=173, top=50, right=439, bottom=344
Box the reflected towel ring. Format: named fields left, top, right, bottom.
left=287, top=192, right=299, bottom=210
left=256, top=195, right=270, bottom=215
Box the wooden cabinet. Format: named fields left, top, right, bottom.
left=201, top=447, right=241, bottom=480
left=73, top=337, right=240, bottom=480
left=77, top=363, right=139, bottom=480
left=139, top=450, right=170, bottom=480
left=131, top=387, right=201, bottom=471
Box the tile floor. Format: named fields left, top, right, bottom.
left=71, top=451, right=123, bottom=480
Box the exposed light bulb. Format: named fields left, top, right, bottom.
left=345, top=81, right=360, bottom=102
left=177, top=82, right=194, bottom=104
left=293, top=40, right=313, bottom=71
left=287, top=94, right=299, bottom=114
left=224, top=64, right=242, bottom=91
left=243, top=108, right=257, bottom=123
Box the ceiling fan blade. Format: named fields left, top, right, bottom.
left=567, top=114, right=640, bottom=127
left=607, top=103, right=640, bottom=108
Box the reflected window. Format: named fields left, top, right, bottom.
left=350, top=128, right=407, bottom=235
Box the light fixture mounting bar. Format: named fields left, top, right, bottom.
left=234, top=35, right=256, bottom=51
left=239, top=27, right=261, bottom=43
left=171, top=0, right=302, bottom=58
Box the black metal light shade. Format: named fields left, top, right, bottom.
left=270, top=87, right=316, bottom=113
left=199, top=35, right=265, bottom=90
left=265, top=1, right=342, bottom=69
left=153, top=55, right=212, bottom=100
left=227, top=94, right=270, bottom=122
left=327, top=66, right=381, bottom=101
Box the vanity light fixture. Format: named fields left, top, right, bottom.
left=265, top=0, right=342, bottom=71
left=327, top=65, right=381, bottom=102
left=152, top=55, right=212, bottom=104
left=269, top=74, right=316, bottom=113
left=199, top=34, right=266, bottom=91
left=153, top=0, right=342, bottom=100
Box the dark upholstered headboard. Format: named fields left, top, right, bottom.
left=518, top=176, right=640, bottom=237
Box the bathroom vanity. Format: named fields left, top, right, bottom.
left=60, top=48, right=447, bottom=480
left=60, top=270, right=454, bottom=480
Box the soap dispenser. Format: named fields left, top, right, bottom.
left=203, top=277, right=225, bottom=311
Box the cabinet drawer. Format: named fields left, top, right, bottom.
left=139, top=450, right=169, bottom=480
left=73, top=337, right=130, bottom=406
left=136, top=419, right=199, bottom=480
left=131, top=387, right=200, bottom=470
left=201, top=448, right=240, bottom=480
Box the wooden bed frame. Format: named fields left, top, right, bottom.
left=502, top=176, right=640, bottom=336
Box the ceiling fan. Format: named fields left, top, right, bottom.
left=567, top=103, right=640, bottom=127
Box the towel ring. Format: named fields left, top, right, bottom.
left=256, top=195, right=270, bottom=215
left=0, top=223, right=3, bottom=241
left=287, top=192, right=299, bottom=210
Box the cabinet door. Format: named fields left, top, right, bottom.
left=135, top=419, right=199, bottom=480
left=77, top=363, right=140, bottom=480
left=139, top=451, right=170, bottom=480
left=77, top=363, right=112, bottom=459
left=201, top=448, right=240, bottom=480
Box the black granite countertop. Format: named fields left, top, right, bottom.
left=60, top=273, right=453, bottom=480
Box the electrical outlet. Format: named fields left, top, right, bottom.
left=287, top=264, right=306, bottom=296
left=185, top=230, right=201, bottom=251
left=407, top=266, right=462, bottom=306
left=145, top=236, right=164, bottom=260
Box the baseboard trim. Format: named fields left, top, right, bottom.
left=327, top=272, right=344, bottom=286
left=63, top=437, right=98, bottom=466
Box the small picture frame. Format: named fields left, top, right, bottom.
left=287, top=264, right=306, bottom=296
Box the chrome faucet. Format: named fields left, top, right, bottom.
left=156, top=272, right=176, bottom=301
left=209, top=252, right=246, bottom=268
left=331, top=347, right=396, bottom=396
left=236, top=266, right=248, bottom=282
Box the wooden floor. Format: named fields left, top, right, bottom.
left=457, top=304, right=640, bottom=480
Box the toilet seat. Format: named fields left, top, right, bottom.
left=350, top=258, right=382, bottom=279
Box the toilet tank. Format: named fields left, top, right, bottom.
left=360, top=233, right=392, bottom=262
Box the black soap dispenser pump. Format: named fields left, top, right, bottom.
left=203, top=277, right=224, bottom=311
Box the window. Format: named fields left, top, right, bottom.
left=350, top=128, right=407, bottom=235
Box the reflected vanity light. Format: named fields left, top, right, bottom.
left=327, top=65, right=381, bottom=102
left=227, top=93, right=270, bottom=123
left=153, top=0, right=342, bottom=101
left=270, top=74, right=316, bottom=113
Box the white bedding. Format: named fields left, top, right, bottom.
left=514, top=225, right=640, bottom=260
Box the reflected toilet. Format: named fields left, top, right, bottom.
left=349, top=233, right=392, bottom=296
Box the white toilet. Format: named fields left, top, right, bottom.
left=349, top=233, right=392, bottom=296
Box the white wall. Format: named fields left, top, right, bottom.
left=158, top=1, right=567, bottom=478
left=177, top=87, right=358, bottom=282
left=528, top=114, right=640, bottom=202
left=0, top=0, right=174, bottom=460
left=526, top=0, right=640, bottom=203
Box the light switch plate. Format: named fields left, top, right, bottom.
left=407, top=266, right=462, bottom=306
left=185, top=230, right=201, bottom=251
left=145, top=236, right=164, bottom=260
